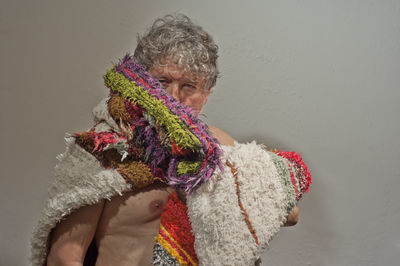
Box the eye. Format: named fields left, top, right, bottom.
left=182, top=83, right=197, bottom=93
left=157, top=78, right=170, bottom=89
left=184, top=83, right=195, bottom=89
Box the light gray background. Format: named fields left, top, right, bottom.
left=1, top=0, right=399, bottom=265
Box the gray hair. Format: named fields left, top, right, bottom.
left=134, top=14, right=219, bottom=90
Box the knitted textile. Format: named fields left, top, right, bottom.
left=30, top=55, right=221, bottom=266
left=153, top=192, right=198, bottom=266
left=153, top=143, right=311, bottom=266
left=74, top=55, right=222, bottom=193
left=30, top=131, right=131, bottom=266
left=31, top=55, right=312, bottom=266
left=102, top=55, right=223, bottom=193
left=186, top=142, right=311, bottom=265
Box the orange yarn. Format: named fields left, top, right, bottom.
left=75, top=130, right=164, bottom=188
left=118, top=161, right=157, bottom=189
left=226, top=160, right=260, bottom=245
left=107, top=93, right=131, bottom=123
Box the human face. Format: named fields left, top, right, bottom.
left=149, top=63, right=210, bottom=116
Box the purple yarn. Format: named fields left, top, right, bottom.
left=143, top=125, right=168, bottom=167
left=115, top=55, right=204, bottom=138
left=112, top=54, right=223, bottom=193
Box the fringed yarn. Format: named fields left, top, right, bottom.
left=154, top=192, right=198, bottom=265
left=118, top=161, right=159, bottom=189
left=100, top=55, right=222, bottom=193
left=267, top=151, right=297, bottom=212
left=177, top=161, right=201, bottom=176
left=187, top=142, right=311, bottom=265
left=30, top=138, right=131, bottom=266
left=274, top=150, right=312, bottom=201
left=104, top=68, right=200, bottom=150
left=153, top=242, right=180, bottom=266
left=31, top=54, right=312, bottom=266
left=156, top=231, right=186, bottom=265
left=107, top=94, right=132, bottom=123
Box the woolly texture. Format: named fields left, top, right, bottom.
left=107, top=93, right=132, bottom=123
left=104, top=68, right=201, bottom=150
left=30, top=99, right=132, bottom=266
left=268, top=152, right=297, bottom=212
left=31, top=55, right=312, bottom=265
left=153, top=242, right=180, bottom=266
left=101, top=55, right=223, bottom=193
left=186, top=142, right=310, bottom=265
left=74, top=128, right=162, bottom=187
left=92, top=97, right=120, bottom=131
left=176, top=161, right=201, bottom=176
left=30, top=137, right=131, bottom=266
left=30, top=54, right=222, bottom=264
left=154, top=192, right=198, bottom=265
left=119, top=161, right=157, bottom=189
left=226, top=161, right=260, bottom=245
left=275, top=150, right=312, bottom=199
left=115, top=55, right=222, bottom=173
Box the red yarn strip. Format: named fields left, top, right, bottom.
left=287, top=163, right=299, bottom=199
left=275, top=150, right=312, bottom=196
left=159, top=227, right=191, bottom=264
left=123, top=67, right=215, bottom=174
left=159, top=192, right=198, bottom=264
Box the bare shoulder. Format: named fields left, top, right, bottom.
left=208, top=125, right=235, bottom=146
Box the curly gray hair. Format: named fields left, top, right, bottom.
left=134, top=14, right=219, bottom=90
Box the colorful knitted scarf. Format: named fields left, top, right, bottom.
left=31, top=55, right=312, bottom=266
left=75, top=54, right=222, bottom=193
left=153, top=144, right=312, bottom=265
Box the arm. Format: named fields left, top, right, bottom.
left=209, top=126, right=300, bottom=227
left=47, top=200, right=105, bottom=266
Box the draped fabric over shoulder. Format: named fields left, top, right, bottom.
left=31, top=55, right=311, bottom=266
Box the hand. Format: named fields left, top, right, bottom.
left=283, top=205, right=299, bottom=226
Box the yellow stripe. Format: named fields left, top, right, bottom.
left=160, top=224, right=197, bottom=266
left=156, top=234, right=187, bottom=265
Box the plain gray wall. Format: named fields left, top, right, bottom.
left=1, top=0, right=399, bottom=265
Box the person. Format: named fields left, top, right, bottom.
left=31, top=14, right=306, bottom=266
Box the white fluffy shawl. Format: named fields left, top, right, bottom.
left=30, top=99, right=131, bottom=266
left=187, top=142, right=289, bottom=266
left=31, top=99, right=302, bottom=266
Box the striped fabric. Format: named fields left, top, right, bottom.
left=153, top=192, right=198, bottom=266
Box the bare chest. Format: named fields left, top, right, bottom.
left=93, top=184, right=173, bottom=265
left=96, top=183, right=173, bottom=237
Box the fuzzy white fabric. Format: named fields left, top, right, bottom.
left=187, top=141, right=288, bottom=266
left=30, top=98, right=131, bottom=266
left=31, top=98, right=292, bottom=265
left=92, top=97, right=119, bottom=131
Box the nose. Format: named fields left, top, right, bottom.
left=166, top=82, right=180, bottom=101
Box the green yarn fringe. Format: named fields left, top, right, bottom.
left=268, top=151, right=297, bottom=213
left=104, top=68, right=201, bottom=151
left=177, top=161, right=201, bottom=176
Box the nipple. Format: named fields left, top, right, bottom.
left=149, top=199, right=164, bottom=213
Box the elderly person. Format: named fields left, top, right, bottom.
left=32, top=14, right=306, bottom=266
